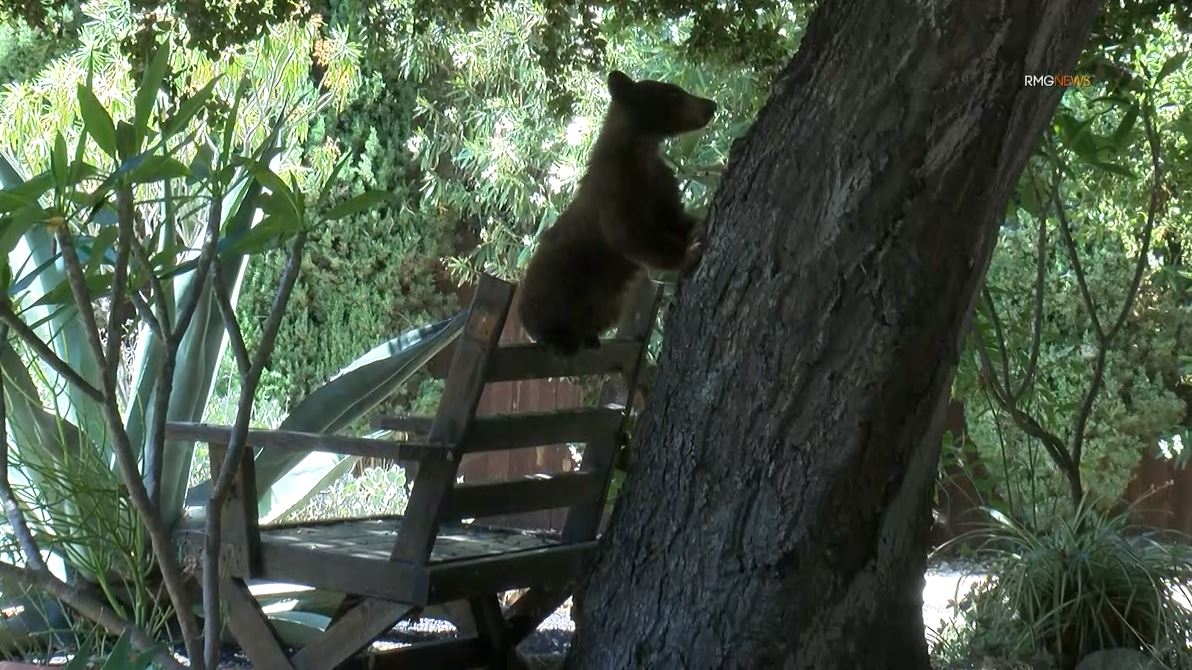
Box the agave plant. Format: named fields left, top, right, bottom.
left=0, top=42, right=462, bottom=663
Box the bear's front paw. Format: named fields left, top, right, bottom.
left=679, top=239, right=705, bottom=275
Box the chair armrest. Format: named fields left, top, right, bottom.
left=165, top=422, right=454, bottom=461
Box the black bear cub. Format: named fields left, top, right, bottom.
left=517, top=70, right=716, bottom=355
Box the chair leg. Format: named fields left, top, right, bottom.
left=290, top=598, right=414, bottom=670
left=221, top=577, right=294, bottom=670
left=469, top=595, right=515, bottom=670
left=505, top=584, right=573, bottom=643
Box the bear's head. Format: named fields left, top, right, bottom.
left=606, top=70, right=717, bottom=137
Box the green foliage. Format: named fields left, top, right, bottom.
left=282, top=463, right=408, bottom=523
left=933, top=506, right=1192, bottom=668
left=0, top=10, right=79, bottom=84
left=952, top=26, right=1192, bottom=521
left=235, top=83, right=457, bottom=413
left=234, top=0, right=797, bottom=433
left=62, top=629, right=159, bottom=670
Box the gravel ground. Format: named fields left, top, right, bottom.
left=167, top=560, right=988, bottom=667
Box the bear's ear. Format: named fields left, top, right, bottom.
left=607, top=70, right=634, bottom=102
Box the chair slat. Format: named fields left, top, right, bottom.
left=375, top=407, right=624, bottom=452
left=442, top=471, right=603, bottom=521
left=485, top=339, right=640, bottom=381
left=426, top=542, right=595, bottom=604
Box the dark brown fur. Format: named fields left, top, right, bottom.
left=518, top=71, right=717, bottom=354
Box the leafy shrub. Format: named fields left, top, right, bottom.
left=933, top=505, right=1192, bottom=669
left=235, top=0, right=793, bottom=422
left=281, top=465, right=408, bottom=523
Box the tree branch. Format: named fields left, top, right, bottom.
left=1013, top=179, right=1049, bottom=401
left=146, top=189, right=224, bottom=511
left=982, top=288, right=1013, bottom=390
left=212, top=261, right=249, bottom=377
left=0, top=336, right=48, bottom=572
left=53, top=226, right=107, bottom=367
left=54, top=216, right=206, bottom=668
left=1069, top=103, right=1163, bottom=470
left=973, top=325, right=1082, bottom=502
left=203, top=230, right=307, bottom=670
left=0, top=561, right=184, bottom=670
left=129, top=291, right=164, bottom=342
left=129, top=234, right=172, bottom=335
left=1053, top=188, right=1105, bottom=343
left=168, top=194, right=223, bottom=347
left=0, top=303, right=105, bottom=403
left=105, top=188, right=136, bottom=394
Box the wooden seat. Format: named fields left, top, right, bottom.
left=167, top=273, right=661, bottom=670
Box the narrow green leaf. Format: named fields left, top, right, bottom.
left=0, top=255, right=10, bottom=293
left=8, top=253, right=57, bottom=297
left=134, top=43, right=170, bottom=146
left=187, top=142, right=214, bottom=185
left=7, top=171, right=52, bottom=203
left=77, top=84, right=118, bottom=159
left=1111, top=104, right=1138, bottom=150
left=128, top=155, right=189, bottom=184
left=51, top=133, right=68, bottom=186
left=100, top=629, right=134, bottom=670
left=320, top=150, right=353, bottom=197
left=0, top=190, right=34, bottom=214
left=226, top=216, right=288, bottom=254
left=0, top=215, right=33, bottom=255
left=324, top=190, right=392, bottom=220
left=33, top=271, right=112, bottom=307
left=115, top=121, right=135, bottom=160
left=163, top=77, right=218, bottom=136
left=1156, top=51, right=1188, bottom=84
left=86, top=227, right=119, bottom=273
left=251, top=165, right=300, bottom=219
left=289, top=173, right=305, bottom=215
left=222, top=76, right=250, bottom=157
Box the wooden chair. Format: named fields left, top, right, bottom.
left=167, top=273, right=662, bottom=669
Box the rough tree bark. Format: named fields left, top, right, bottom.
left=565, top=1, right=1101, bottom=668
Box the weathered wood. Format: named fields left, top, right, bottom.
left=392, top=276, right=515, bottom=564
left=256, top=542, right=429, bottom=604
left=486, top=339, right=639, bottom=381
left=208, top=441, right=261, bottom=576
left=222, top=577, right=294, bottom=670
left=427, top=542, right=595, bottom=604
left=167, top=422, right=451, bottom=461
left=562, top=280, right=661, bottom=543
left=257, top=518, right=559, bottom=563
left=354, top=637, right=487, bottom=670
left=376, top=408, right=624, bottom=452
left=290, top=599, right=415, bottom=670
left=374, top=416, right=435, bottom=435
left=505, top=281, right=662, bottom=642
left=178, top=276, right=663, bottom=670
left=442, top=472, right=603, bottom=521
left=470, top=594, right=512, bottom=670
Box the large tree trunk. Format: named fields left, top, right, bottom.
left=565, top=1, right=1101, bottom=668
